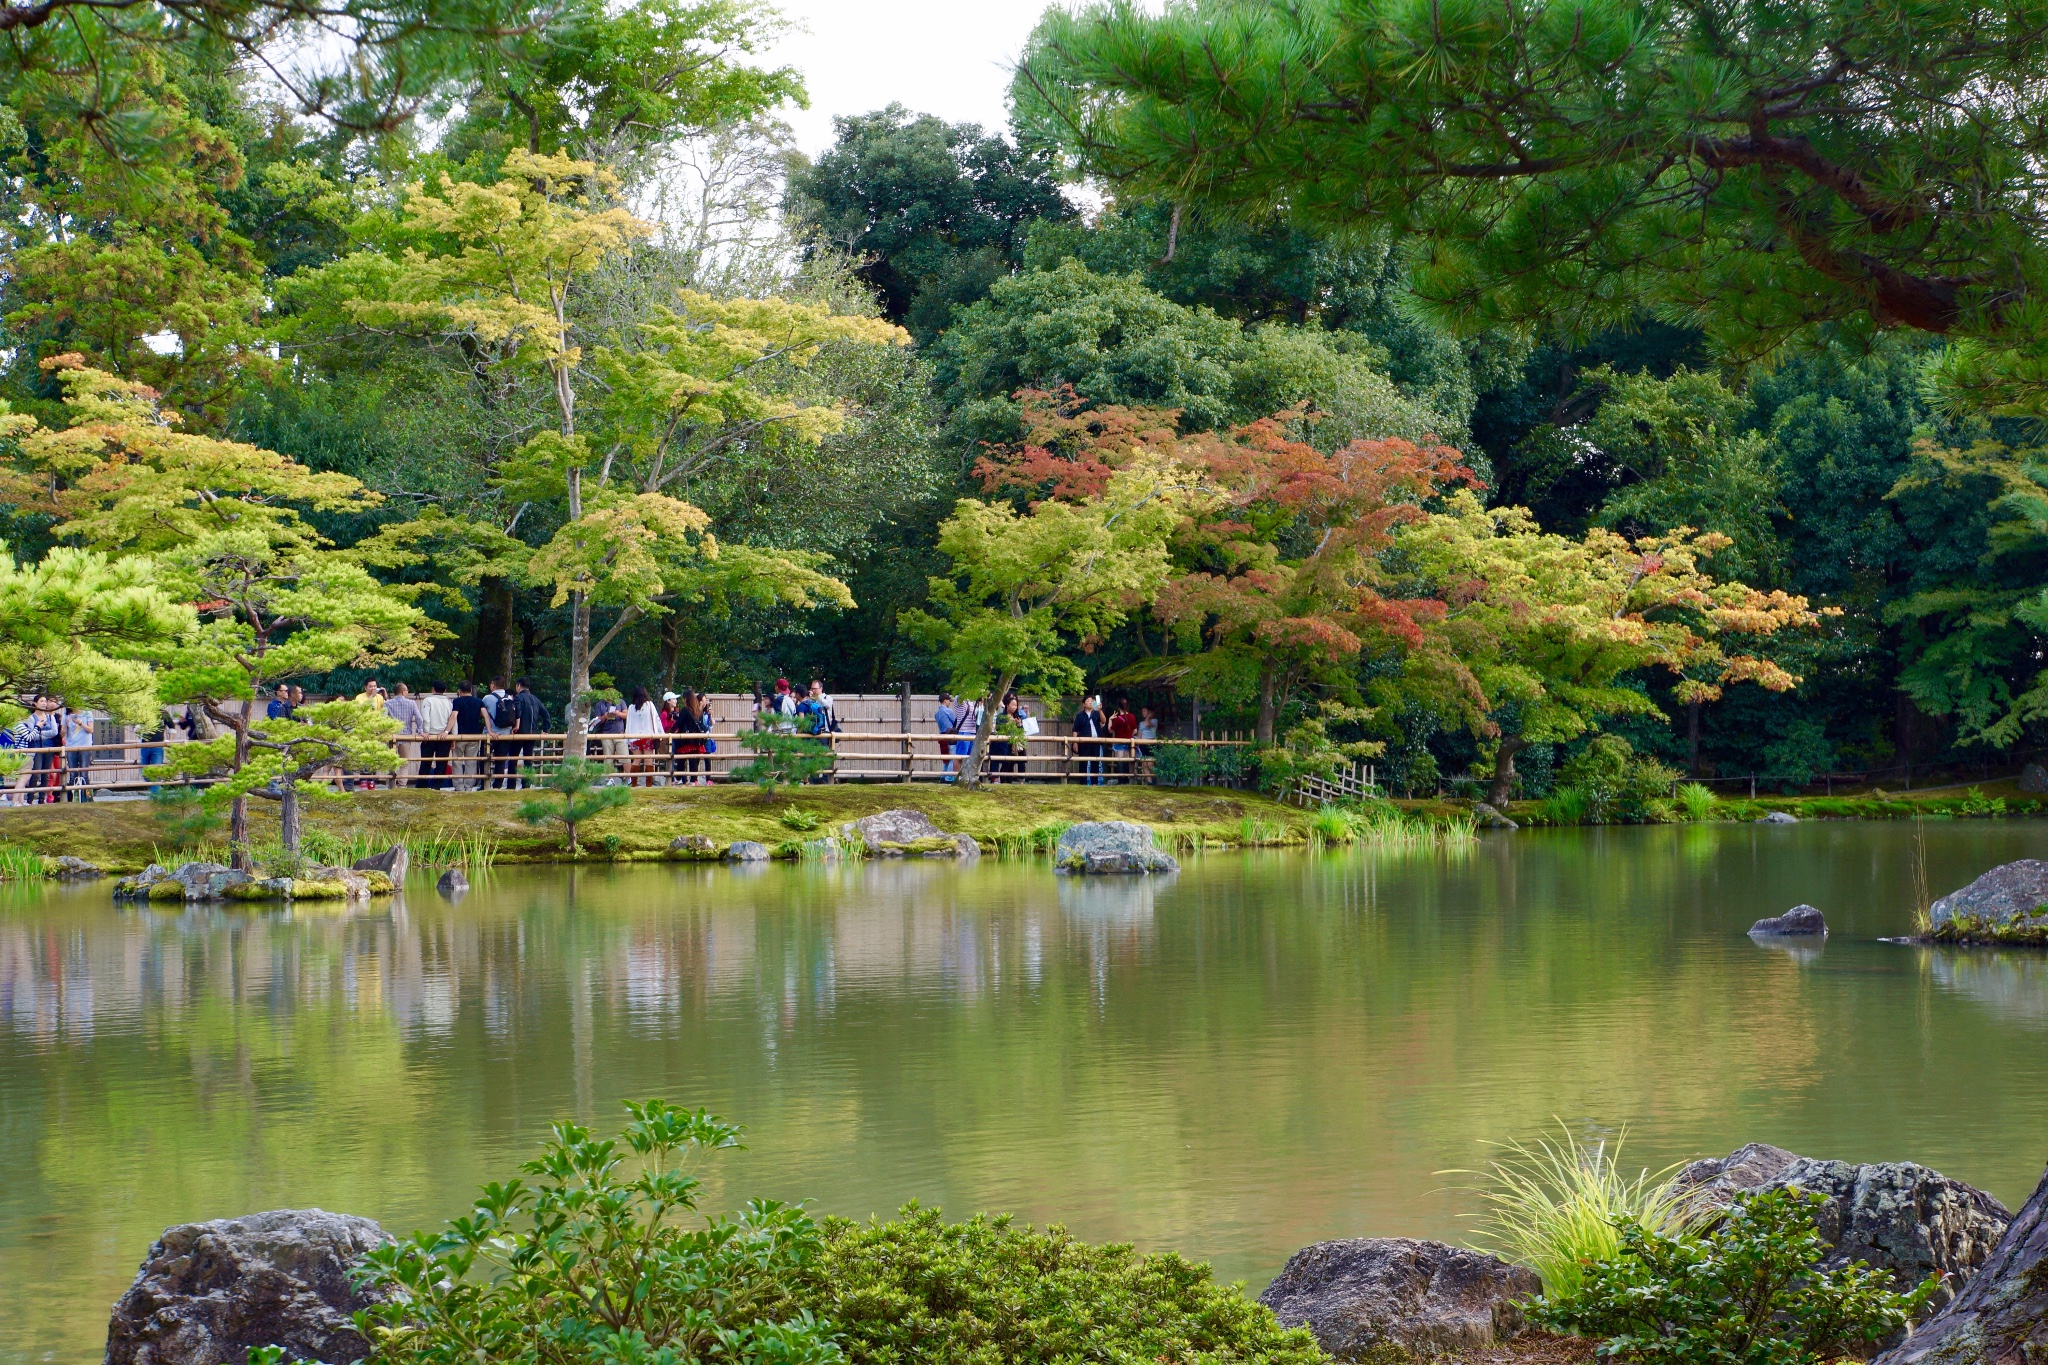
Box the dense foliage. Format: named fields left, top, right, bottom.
left=1532, top=1189, right=1939, bottom=1365
left=798, top=1204, right=1325, bottom=1365
left=0, top=0, right=2045, bottom=817
left=357, top=1101, right=841, bottom=1365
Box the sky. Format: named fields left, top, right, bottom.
left=759, top=0, right=1059, bottom=156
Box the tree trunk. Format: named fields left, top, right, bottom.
left=565, top=816, right=579, bottom=855
left=1488, top=735, right=1528, bottom=809
left=959, top=675, right=1014, bottom=790
left=280, top=782, right=302, bottom=855
left=659, top=615, right=681, bottom=696
left=567, top=590, right=591, bottom=754
left=229, top=712, right=251, bottom=869
left=1687, top=701, right=1702, bottom=776
left=1255, top=667, right=1279, bottom=747
left=475, top=577, right=513, bottom=683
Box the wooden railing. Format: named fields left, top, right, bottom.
left=0, top=733, right=1256, bottom=800
left=1285, top=762, right=1380, bottom=807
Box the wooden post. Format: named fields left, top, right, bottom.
left=899, top=680, right=912, bottom=734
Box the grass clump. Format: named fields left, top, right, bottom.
left=0, top=843, right=46, bottom=880
left=1455, top=1123, right=1697, bottom=1299
left=800, top=1204, right=1324, bottom=1365
left=779, top=805, right=823, bottom=832
left=1674, top=782, right=1718, bottom=821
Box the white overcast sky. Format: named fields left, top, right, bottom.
left=760, top=0, right=1060, bottom=156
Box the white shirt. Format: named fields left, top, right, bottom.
left=624, top=702, right=662, bottom=735
left=418, top=693, right=453, bottom=735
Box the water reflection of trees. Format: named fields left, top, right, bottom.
left=8, top=829, right=2048, bottom=1365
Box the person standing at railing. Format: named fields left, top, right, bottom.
left=1135, top=704, right=1160, bottom=784
left=1108, top=697, right=1137, bottom=784
left=483, top=677, right=514, bottom=788
left=385, top=683, right=424, bottom=787
left=934, top=693, right=958, bottom=780
left=623, top=686, right=662, bottom=786
left=953, top=695, right=979, bottom=776
left=508, top=678, right=548, bottom=788
left=418, top=682, right=454, bottom=789
left=1072, top=693, right=1106, bottom=786
left=62, top=702, right=98, bottom=801
left=449, top=682, right=487, bottom=791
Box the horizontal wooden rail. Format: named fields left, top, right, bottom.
left=0, top=733, right=1255, bottom=801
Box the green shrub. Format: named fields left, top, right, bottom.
left=1460, top=1125, right=1696, bottom=1299
left=1531, top=1188, right=1938, bottom=1365
left=515, top=756, right=632, bottom=854
left=1202, top=744, right=1248, bottom=786
left=798, top=1204, right=1323, bottom=1365
left=1555, top=736, right=1681, bottom=824
left=1150, top=741, right=1205, bottom=787
left=356, top=1101, right=838, bottom=1365
left=780, top=805, right=823, bottom=831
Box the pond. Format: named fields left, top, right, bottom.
left=6, top=820, right=2048, bottom=1363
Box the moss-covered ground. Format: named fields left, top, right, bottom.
left=0, top=782, right=1324, bottom=872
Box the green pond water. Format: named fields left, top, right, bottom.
left=6, top=821, right=2048, bottom=1362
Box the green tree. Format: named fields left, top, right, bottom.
left=933, top=259, right=1453, bottom=448
left=787, top=104, right=1075, bottom=340
left=7, top=359, right=436, bottom=857
left=1395, top=492, right=1825, bottom=806
left=1016, top=0, right=2048, bottom=409
left=900, top=460, right=1191, bottom=787
left=0, top=541, right=194, bottom=726
left=515, top=754, right=632, bottom=853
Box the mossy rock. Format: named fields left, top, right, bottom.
left=878, top=836, right=963, bottom=857
left=146, top=879, right=186, bottom=902
left=289, top=877, right=349, bottom=900
left=362, top=870, right=396, bottom=895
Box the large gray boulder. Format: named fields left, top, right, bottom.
left=1928, top=860, right=2048, bottom=931
left=1749, top=905, right=1828, bottom=937
left=1054, top=821, right=1178, bottom=875
left=351, top=846, right=409, bottom=883
left=1675, top=1144, right=2010, bottom=1297
left=103, top=1209, right=392, bottom=1365
left=725, top=840, right=771, bottom=862
left=1757, top=811, right=1799, bottom=824
left=436, top=867, right=469, bottom=898
left=1258, top=1238, right=1540, bottom=1359
left=1877, top=1163, right=2048, bottom=1365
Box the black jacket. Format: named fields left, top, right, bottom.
left=1072, top=708, right=1105, bottom=739
left=513, top=690, right=550, bottom=734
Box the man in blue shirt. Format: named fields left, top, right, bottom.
left=933, top=693, right=957, bottom=780
left=265, top=685, right=294, bottom=721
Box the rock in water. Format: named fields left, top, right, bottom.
left=668, top=834, right=717, bottom=859
left=1928, top=859, right=2048, bottom=931
left=952, top=833, right=981, bottom=861
left=2020, top=762, right=2048, bottom=794
left=351, top=846, right=409, bottom=884
left=837, top=809, right=976, bottom=857
left=1675, top=1144, right=2010, bottom=1297
left=104, top=1209, right=391, bottom=1365
left=1054, top=821, right=1178, bottom=875
left=436, top=867, right=469, bottom=897
left=53, top=855, right=101, bottom=879
left=725, top=840, right=770, bottom=862
left=1258, top=1238, right=1540, bottom=1359
left=1472, top=802, right=1518, bottom=830
left=1757, top=811, right=1799, bottom=824
left=1750, top=905, right=1829, bottom=936
left=1877, top=1163, right=2048, bottom=1365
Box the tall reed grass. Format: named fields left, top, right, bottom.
left=1452, top=1124, right=1698, bottom=1298
left=0, top=844, right=47, bottom=880
left=1675, top=782, right=1719, bottom=821
left=991, top=821, right=1071, bottom=859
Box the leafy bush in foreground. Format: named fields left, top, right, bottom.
left=355, top=1101, right=839, bottom=1365
left=799, top=1204, right=1322, bottom=1365
left=1531, top=1188, right=1938, bottom=1365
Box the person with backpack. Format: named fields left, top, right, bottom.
left=483, top=677, right=514, bottom=788
left=509, top=678, right=548, bottom=788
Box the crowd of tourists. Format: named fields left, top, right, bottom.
left=933, top=691, right=1161, bottom=783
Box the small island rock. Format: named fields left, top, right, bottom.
left=1675, top=1143, right=2010, bottom=1298
left=436, top=867, right=469, bottom=897
left=1749, top=905, right=1828, bottom=937
left=103, top=1208, right=392, bottom=1365
left=1054, top=822, right=1178, bottom=875
left=1928, top=859, right=2048, bottom=930
left=1258, top=1237, right=1540, bottom=1359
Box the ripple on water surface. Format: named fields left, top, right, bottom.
left=5, top=821, right=2048, bottom=1363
